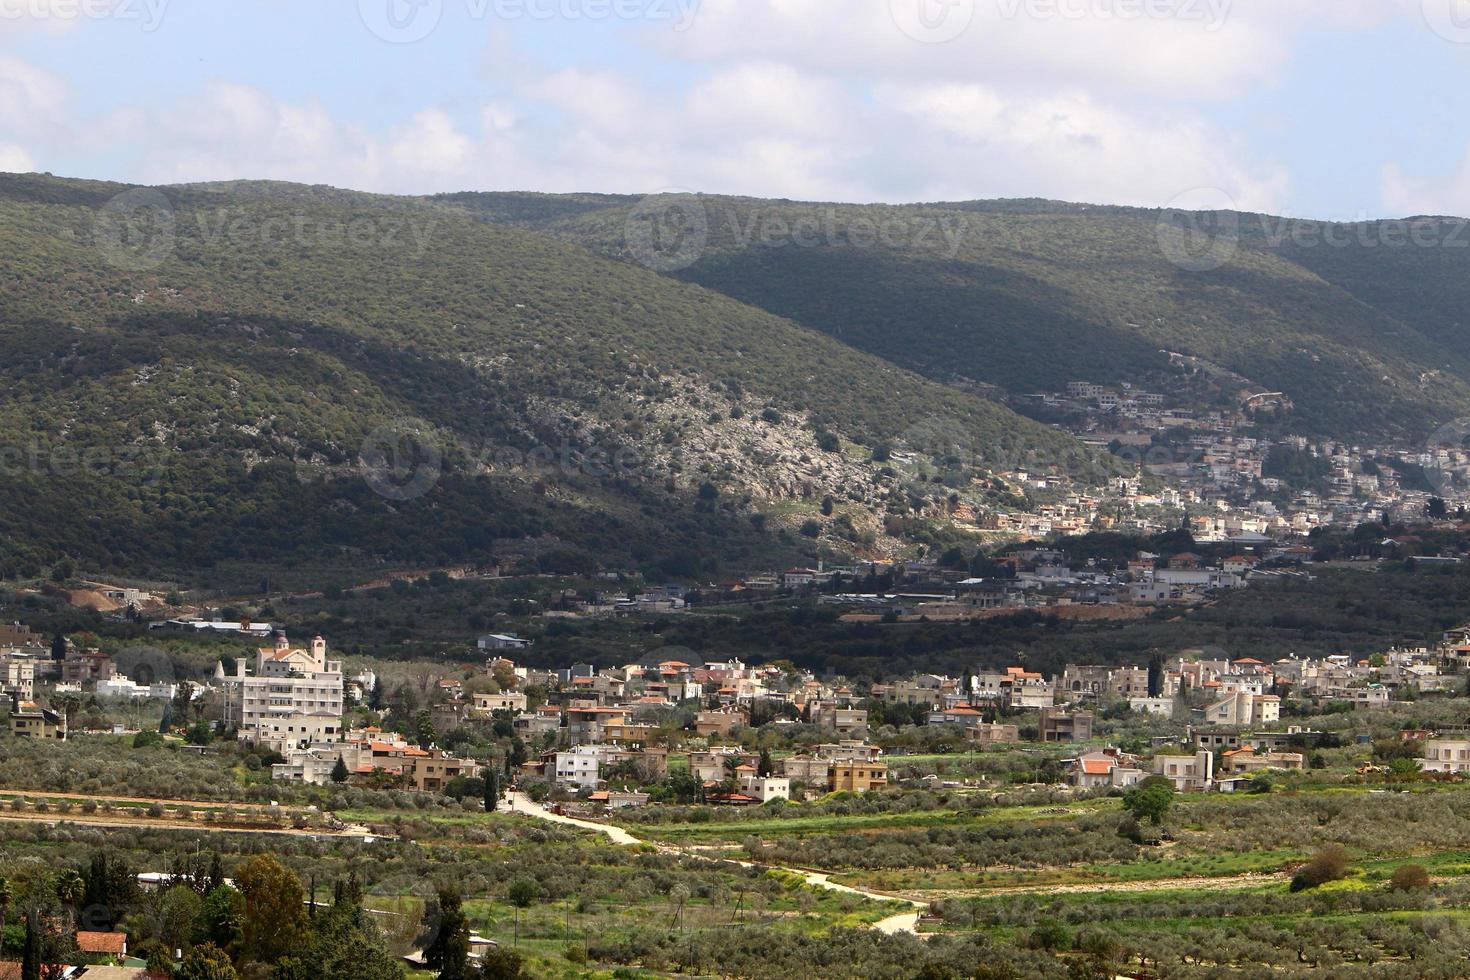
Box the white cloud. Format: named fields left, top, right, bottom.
left=388, top=109, right=475, bottom=176
left=0, top=55, right=66, bottom=133
left=1382, top=150, right=1470, bottom=218
left=0, top=142, right=35, bottom=171
left=667, top=0, right=1289, bottom=100
left=878, top=82, right=1288, bottom=210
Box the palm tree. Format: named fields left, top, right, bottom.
left=51, top=692, right=83, bottom=735
left=55, top=869, right=84, bottom=930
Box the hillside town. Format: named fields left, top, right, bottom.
left=1006, top=376, right=1470, bottom=543
left=8, top=608, right=1470, bottom=810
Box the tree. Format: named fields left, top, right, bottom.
left=186, top=719, right=213, bottom=745
left=478, top=947, right=529, bottom=980
left=1122, top=776, right=1175, bottom=826
left=757, top=749, right=774, bottom=777
left=234, top=854, right=307, bottom=963
left=414, top=711, right=437, bottom=750
left=1291, top=844, right=1352, bottom=892
left=482, top=768, right=500, bottom=812
left=0, top=876, right=10, bottom=948
left=331, top=756, right=350, bottom=783
left=422, top=887, right=470, bottom=979
left=198, top=885, right=243, bottom=950
left=54, top=869, right=83, bottom=930
left=81, top=850, right=135, bottom=929
left=157, top=885, right=205, bottom=956
left=51, top=693, right=82, bottom=733
left=1389, top=864, right=1430, bottom=892
left=22, top=908, right=42, bottom=980
left=159, top=702, right=175, bottom=735
left=174, top=942, right=239, bottom=980
left=506, top=880, right=537, bottom=909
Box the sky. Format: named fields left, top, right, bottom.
left=4, top=0, right=1470, bottom=218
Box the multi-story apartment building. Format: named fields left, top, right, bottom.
left=220, top=633, right=343, bottom=754
left=0, top=656, right=36, bottom=701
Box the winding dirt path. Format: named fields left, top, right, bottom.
left=503, top=793, right=927, bottom=935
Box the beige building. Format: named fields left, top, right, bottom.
left=1220, top=749, right=1304, bottom=774
left=1152, top=751, right=1214, bottom=792
left=830, top=761, right=888, bottom=793
left=966, top=722, right=1020, bottom=744
left=8, top=701, right=65, bottom=740
left=1421, top=738, right=1470, bottom=774
left=1039, top=708, right=1094, bottom=743
left=473, top=691, right=528, bottom=714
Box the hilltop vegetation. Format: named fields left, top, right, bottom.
left=0, top=174, right=1113, bottom=581
left=446, top=192, right=1470, bottom=442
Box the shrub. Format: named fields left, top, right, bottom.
left=1026, top=918, right=1072, bottom=951
left=1291, top=845, right=1352, bottom=892
left=1389, top=864, right=1430, bottom=892
left=507, top=879, right=539, bottom=908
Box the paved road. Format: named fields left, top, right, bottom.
left=503, top=793, right=927, bottom=935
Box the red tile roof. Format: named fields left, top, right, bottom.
left=77, top=931, right=127, bottom=955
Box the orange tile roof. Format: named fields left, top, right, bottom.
left=1080, top=759, right=1113, bottom=775
left=76, top=932, right=127, bottom=955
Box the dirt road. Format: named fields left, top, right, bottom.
left=503, top=793, right=928, bottom=935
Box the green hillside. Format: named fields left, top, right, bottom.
left=0, top=174, right=1111, bottom=581
left=443, top=193, right=1470, bottom=442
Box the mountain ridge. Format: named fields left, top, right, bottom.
left=0, top=173, right=1117, bottom=582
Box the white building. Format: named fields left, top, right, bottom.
left=1128, top=697, right=1175, bottom=718
left=478, top=633, right=531, bottom=651
left=221, top=633, right=344, bottom=756
left=738, top=772, right=790, bottom=803
left=554, top=745, right=604, bottom=790
left=95, top=676, right=178, bottom=700
left=1421, top=739, right=1470, bottom=774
